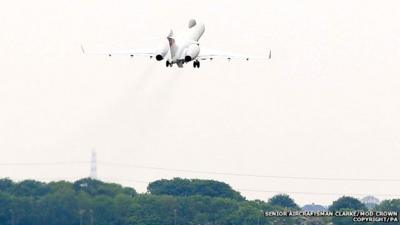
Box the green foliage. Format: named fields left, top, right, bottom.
left=73, top=178, right=136, bottom=197
left=13, top=180, right=50, bottom=197
left=301, top=218, right=327, bottom=225
left=329, top=197, right=368, bottom=225
left=1, top=178, right=398, bottom=225
left=375, top=199, right=400, bottom=211
left=0, top=178, right=269, bottom=225
left=0, top=179, right=50, bottom=197
left=329, top=196, right=367, bottom=211
left=0, top=191, right=13, bottom=224
left=0, top=179, right=14, bottom=193
left=38, top=188, right=80, bottom=225
left=267, top=194, right=299, bottom=209
left=373, top=199, right=400, bottom=225
left=0, top=178, right=138, bottom=225
left=148, top=178, right=245, bottom=201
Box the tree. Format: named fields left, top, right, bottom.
left=374, top=199, right=400, bottom=225
left=329, top=196, right=367, bottom=225
left=9, top=180, right=50, bottom=197
left=48, top=181, right=74, bottom=193
left=0, top=191, right=13, bottom=225
left=375, top=199, right=400, bottom=211
left=91, top=195, right=117, bottom=225
left=329, top=196, right=367, bottom=211
left=0, top=178, right=14, bottom=193
left=0, top=178, right=341, bottom=225
left=73, top=178, right=136, bottom=197
left=147, top=178, right=245, bottom=201
left=267, top=194, right=299, bottom=209
left=37, top=188, right=80, bottom=225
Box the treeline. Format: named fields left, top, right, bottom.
left=0, top=178, right=399, bottom=225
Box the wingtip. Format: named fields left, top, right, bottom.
left=268, top=49, right=272, bottom=59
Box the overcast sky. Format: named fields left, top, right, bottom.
left=1, top=0, right=400, bottom=206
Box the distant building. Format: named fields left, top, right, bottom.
left=302, top=203, right=328, bottom=212
left=361, top=196, right=380, bottom=209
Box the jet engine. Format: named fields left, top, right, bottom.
left=155, top=42, right=169, bottom=61
left=184, top=44, right=200, bottom=62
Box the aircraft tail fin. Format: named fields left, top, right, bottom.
left=168, top=30, right=174, bottom=38
left=167, top=30, right=175, bottom=47
left=188, top=19, right=197, bottom=28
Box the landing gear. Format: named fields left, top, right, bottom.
left=193, top=60, right=200, bottom=68
left=166, top=61, right=172, bottom=67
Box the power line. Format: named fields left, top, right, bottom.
left=112, top=178, right=400, bottom=198
left=98, top=161, right=400, bottom=183
left=237, top=189, right=400, bottom=198
left=87, top=177, right=400, bottom=198
left=4, top=176, right=400, bottom=198
left=0, top=161, right=89, bottom=166
left=96, top=177, right=150, bottom=184
left=1, top=160, right=400, bottom=183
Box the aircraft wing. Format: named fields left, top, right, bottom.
left=81, top=45, right=157, bottom=58
left=197, top=48, right=271, bottom=61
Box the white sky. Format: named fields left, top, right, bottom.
left=1, top=0, right=400, bottom=206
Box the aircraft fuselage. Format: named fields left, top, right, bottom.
left=166, top=20, right=205, bottom=67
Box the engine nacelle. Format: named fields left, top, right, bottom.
left=184, top=44, right=200, bottom=62
left=155, top=42, right=169, bottom=61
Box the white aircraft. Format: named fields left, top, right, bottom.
left=82, top=19, right=271, bottom=68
